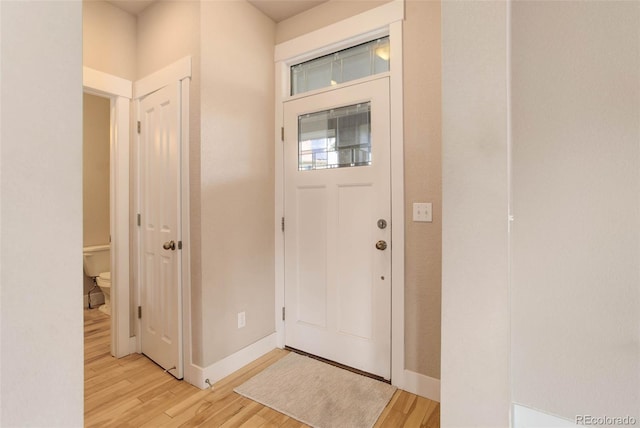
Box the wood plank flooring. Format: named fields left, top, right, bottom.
left=85, top=308, right=439, bottom=427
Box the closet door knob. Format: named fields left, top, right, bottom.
left=163, top=240, right=176, bottom=251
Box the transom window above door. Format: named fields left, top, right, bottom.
left=290, top=37, right=390, bottom=95
left=298, top=102, right=371, bottom=171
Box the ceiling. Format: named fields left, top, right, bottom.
left=247, top=0, right=328, bottom=22
left=106, top=0, right=155, bottom=16
left=106, top=0, right=328, bottom=22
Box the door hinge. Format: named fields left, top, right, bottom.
left=137, top=213, right=141, bottom=226
left=281, top=127, right=284, bottom=141
left=281, top=217, right=285, bottom=232
left=138, top=306, right=142, bottom=319
left=178, top=240, right=183, bottom=250
left=282, top=307, right=285, bottom=321
left=137, top=121, right=141, bottom=134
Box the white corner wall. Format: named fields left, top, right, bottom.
left=511, top=1, right=640, bottom=421
left=83, top=0, right=137, bottom=81
left=441, top=1, right=510, bottom=426
left=1, top=1, right=83, bottom=426
left=442, top=1, right=639, bottom=426
left=513, top=404, right=579, bottom=428
left=199, top=0, right=276, bottom=367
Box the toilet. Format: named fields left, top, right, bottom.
left=82, top=244, right=111, bottom=315
left=95, top=271, right=111, bottom=315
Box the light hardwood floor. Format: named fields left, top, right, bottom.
left=85, top=308, right=440, bottom=427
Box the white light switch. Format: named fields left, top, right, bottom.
left=413, top=202, right=433, bottom=222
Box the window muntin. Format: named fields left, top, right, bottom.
left=298, top=102, right=371, bottom=171
left=291, top=37, right=390, bottom=96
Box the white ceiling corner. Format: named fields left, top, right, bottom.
left=105, top=0, right=327, bottom=22
left=105, top=0, right=156, bottom=16
left=247, top=0, right=328, bottom=23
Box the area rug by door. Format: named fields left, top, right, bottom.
left=234, top=352, right=396, bottom=428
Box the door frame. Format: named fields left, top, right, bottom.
left=83, top=66, right=132, bottom=359
left=273, top=0, right=406, bottom=387
left=132, top=56, right=194, bottom=384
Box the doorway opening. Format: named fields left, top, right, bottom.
left=82, top=92, right=111, bottom=315
left=274, top=0, right=406, bottom=387
left=82, top=59, right=193, bottom=384
left=83, top=66, right=132, bottom=359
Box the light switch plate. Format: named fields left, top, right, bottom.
left=413, top=202, right=433, bottom=222
left=237, top=312, right=246, bottom=329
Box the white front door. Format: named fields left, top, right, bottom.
left=138, top=83, right=183, bottom=379
left=284, top=77, right=391, bottom=379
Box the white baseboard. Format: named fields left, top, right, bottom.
left=513, top=404, right=578, bottom=428
left=84, top=291, right=104, bottom=308
left=402, top=369, right=440, bottom=402
left=190, top=333, right=277, bottom=389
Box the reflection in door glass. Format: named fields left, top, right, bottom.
left=298, top=102, right=371, bottom=171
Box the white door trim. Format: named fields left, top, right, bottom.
left=274, top=0, right=404, bottom=64
left=83, top=67, right=132, bottom=99
left=179, top=76, right=196, bottom=385
left=388, top=19, right=405, bottom=390
left=83, top=66, right=131, bottom=359
left=133, top=56, right=194, bottom=384
left=274, top=1, right=406, bottom=388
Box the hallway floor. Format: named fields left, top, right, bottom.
left=84, top=308, right=439, bottom=427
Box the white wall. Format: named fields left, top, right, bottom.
left=276, top=0, right=444, bottom=384
left=199, top=0, right=276, bottom=366
left=402, top=0, right=442, bottom=380
left=0, top=1, right=83, bottom=426
left=83, top=0, right=137, bottom=81
left=275, top=0, right=389, bottom=44
left=83, top=93, right=111, bottom=248
left=83, top=93, right=111, bottom=296
left=136, top=0, right=276, bottom=369
left=511, top=1, right=640, bottom=421
left=442, top=1, right=640, bottom=426
left=440, top=1, right=510, bottom=426
left=136, top=1, right=200, bottom=79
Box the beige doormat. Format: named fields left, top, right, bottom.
left=234, top=352, right=396, bottom=428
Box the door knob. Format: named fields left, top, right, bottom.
left=163, top=240, right=176, bottom=251
left=375, top=240, right=387, bottom=251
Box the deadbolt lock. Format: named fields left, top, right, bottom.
left=375, top=240, right=388, bottom=251
left=377, top=219, right=387, bottom=229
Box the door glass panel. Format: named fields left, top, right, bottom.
left=298, top=102, right=371, bottom=171
left=291, top=37, right=389, bottom=95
